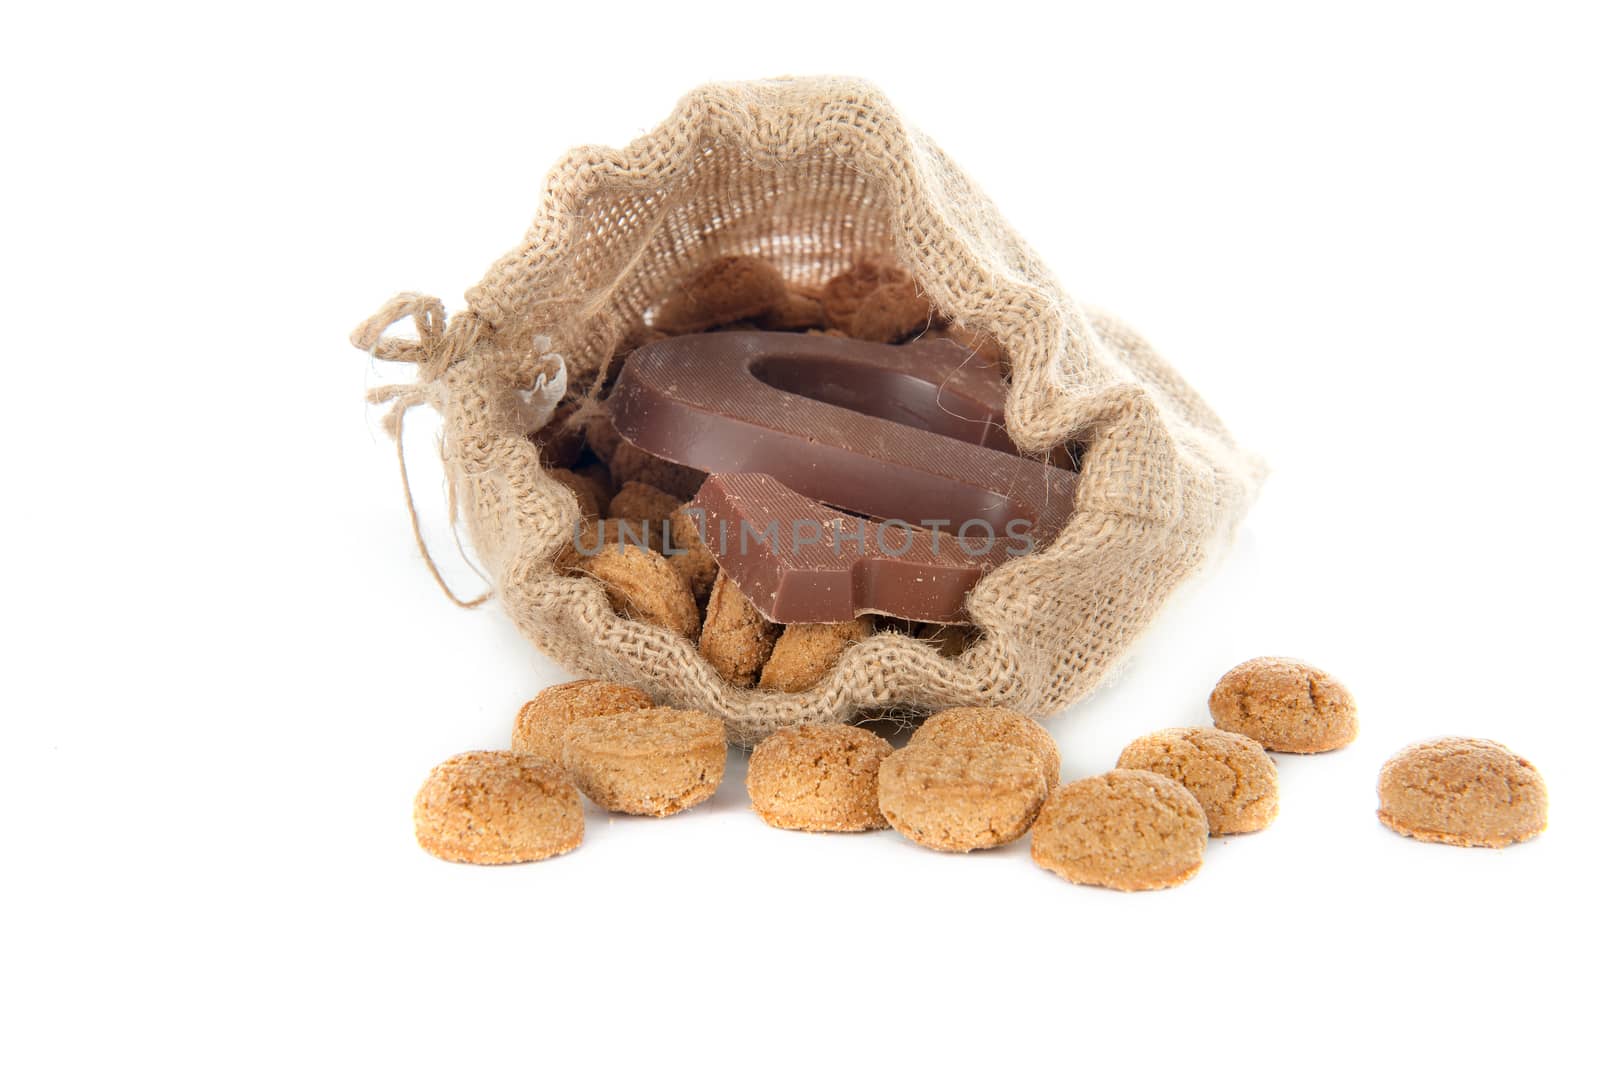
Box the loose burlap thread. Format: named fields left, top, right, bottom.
left=354, top=77, right=1264, bottom=745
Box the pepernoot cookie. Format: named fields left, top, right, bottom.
left=577, top=544, right=700, bottom=640
left=699, top=572, right=779, bottom=688
left=820, top=257, right=933, bottom=342
left=756, top=289, right=825, bottom=331
left=562, top=706, right=727, bottom=816
left=664, top=505, right=717, bottom=603
left=758, top=618, right=872, bottom=692
left=1116, top=727, right=1278, bottom=835
left=606, top=480, right=682, bottom=528
left=1031, top=769, right=1208, bottom=891
left=607, top=438, right=707, bottom=500
left=1377, top=737, right=1547, bottom=848
left=654, top=256, right=787, bottom=334
left=909, top=706, right=1060, bottom=789
left=546, top=468, right=602, bottom=522
left=1209, top=656, right=1358, bottom=753
left=877, top=741, right=1049, bottom=853
left=511, top=680, right=656, bottom=767
left=572, top=517, right=655, bottom=555
left=557, top=518, right=657, bottom=577
left=413, top=751, right=584, bottom=865
left=748, top=724, right=892, bottom=832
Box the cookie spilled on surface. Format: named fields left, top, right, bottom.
left=413, top=656, right=1547, bottom=880
left=1377, top=737, right=1547, bottom=848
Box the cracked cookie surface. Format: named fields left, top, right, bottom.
left=699, top=572, right=779, bottom=688
left=748, top=724, right=892, bottom=832
left=577, top=543, right=700, bottom=640
left=878, top=741, right=1048, bottom=853
left=511, top=680, right=656, bottom=767
left=910, top=706, right=1060, bottom=789
left=1031, top=769, right=1208, bottom=891
left=562, top=706, right=727, bottom=816
left=1209, top=656, right=1358, bottom=753
left=758, top=618, right=872, bottom=692
left=413, top=751, right=584, bottom=864
left=1377, top=737, right=1547, bottom=847
left=1117, top=726, right=1278, bottom=835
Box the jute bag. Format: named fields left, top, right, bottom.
left=353, top=76, right=1263, bottom=745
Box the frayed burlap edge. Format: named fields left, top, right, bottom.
left=355, top=77, right=1265, bottom=746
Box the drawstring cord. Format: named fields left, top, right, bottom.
left=352, top=294, right=493, bottom=608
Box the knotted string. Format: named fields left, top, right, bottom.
left=354, top=295, right=493, bottom=608
left=350, top=292, right=483, bottom=383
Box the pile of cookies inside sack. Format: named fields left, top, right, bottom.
left=416, top=654, right=1550, bottom=889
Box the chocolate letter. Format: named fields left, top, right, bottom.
left=607, top=331, right=1076, bottom=623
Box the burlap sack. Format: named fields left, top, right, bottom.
left=353, top=76, right=1264, bottom=745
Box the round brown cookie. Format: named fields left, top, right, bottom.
left=577, top=544, right=700, bottom=640
left=748, top=724, right=893, bottom=832
left=755, top=290, right=825, bottom=331
left=1031, top=770, right=1208, bottom=891
left=820, top=257, right=933, bottom=342
left=758, top=618, right=873, bottom=692
left=557, top=519, right=658, bottom=575
left=511, top=680, right=656, bottom=767
left=413, top=751, right=584, bottom=865
left=877, top=741, right=1049, bottom=852
left=1378, top=737, right=1547, bottom=847
left=1209, top=656, right=1358, bottom=753
left=570, top=459, right=615, bottom=514
left=654, top=256, right=786, bottom=334
left=664, top=506, right=717, bottom=603
left=606, top=480, right=682, bottom=528
left=545, top=468, right=602, bottom=522
left=1116, top=727, right=1278, bottom=835
left=699, top=572, right=780, bottom=688
left=910, top=706, right=1060, bottom=789
left=607, top=439, right=707, bottom=500
left=562, top=706, right=727, bottom=816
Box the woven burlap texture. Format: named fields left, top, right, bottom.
left=355, top=76, right=1264, bottom=746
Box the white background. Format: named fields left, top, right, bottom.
left=5, top=2, right=1595, bottom=1061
